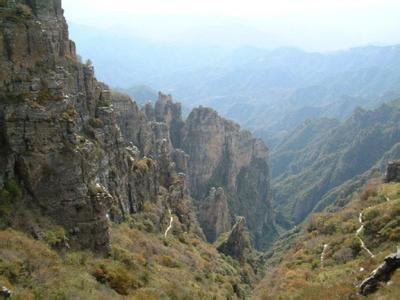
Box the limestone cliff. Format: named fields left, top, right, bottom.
left=181, top=106, right=277, bottom=249
left=385, top=161, right=400, bottom=183
left=199, top=187, right=231, bottom=242
left=0, top=0, right=200, bottom=253
left=217, top=217, right=252, bottom=260
left=0, top=0, right=276, bottom=255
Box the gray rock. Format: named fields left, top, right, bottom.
left=217, top=217, right=252, bottom=260
left=199, top=187, right=231, bottom=242
left=359, top=251, right=400, bottom=295
left=385, top=161, right=400, bottom=183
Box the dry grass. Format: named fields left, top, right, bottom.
left=254, top=182, right=400, bottom=299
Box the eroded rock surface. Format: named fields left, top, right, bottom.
left=360, top=252, right=400, bottom=295
left=217, top=217, right=252, bottom=260
left=199, top=187, right=231, bottom=242
left=0, top=0, right=276, bottom=254
left=385, top=161, right=400, bottom=183
left=181, top=106, right=277, bottom=249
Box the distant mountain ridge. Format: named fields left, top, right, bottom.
left=272, top=100, right=400, bottom=226
left=68, top=25, right=400, bottom=146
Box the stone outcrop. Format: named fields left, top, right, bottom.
left=0, top=0, right=115, bottom=253
left=217, top=217, right=252, bottom=260
left=181, top=106, right=276, bottom=249
left=151, top=92, right=184, bottom=149
left=0, top=0, right=276, bottom=255
left=385, top=161, right=400, bottom=183
left=359, top=251, right=400, bottom=295
left=0, top=1, right=199, bottom=253
left=199, top=187, right=231, bottom=242
left=0, top=286, right=11, bottom=299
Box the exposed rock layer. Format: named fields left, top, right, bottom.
left=181, top=107, right=276, bottom=249
left=360, top=252, right=400, bottom=295
left=217, top=217, right=252, bottom=260
left=199, top=187, right=231, bottom=242
left=385, top=161, right=400, bottom=183
left=0, top=0, right=276, bottom=253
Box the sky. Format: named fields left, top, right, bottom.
left=63, top=0, right=400, bottom=51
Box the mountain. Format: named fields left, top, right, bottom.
left=254, top=168, right=400, bottom=299
left=67, top=24, right=400, bottom=146
left=0, top=0, right=275, bottom=297
left=272, top=100, right=400, bottom=226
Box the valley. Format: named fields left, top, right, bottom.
left=1, top=0, right=400, bottom=299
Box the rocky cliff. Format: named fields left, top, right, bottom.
left=181, top=107, right=277, bottom=249
left=0, top=0, right=276, bottom=255
left=0, top=0, right=201, bottom=254
left=198, top=187, right=231, bottom=242
left=217, top=216, right=252, bottom=260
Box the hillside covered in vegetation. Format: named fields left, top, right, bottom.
left=255, top=177, right=400, bottom=299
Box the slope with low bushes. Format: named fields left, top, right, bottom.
left=254, top=180, right=400, bottom=299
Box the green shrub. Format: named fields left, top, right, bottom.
left=43, top=227, right=67, bottom=247
left=134, top=158, right=154, bottom=173
left=93, top=262, right=135, bottom=295
left=364, top=208, right=379, bottom=221
left=111, top=246, right=137, bottom=269
left=1, top=180, right=22, bottom=201
left=65, top=104, right=77, bottom=118
left=37, top=87, right=52, bottom=104
left=159, top=255, right=180, bottom=268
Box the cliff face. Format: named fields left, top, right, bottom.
left=199, top=187, right=231, bottom=242
left=181, top=107, right=276, bottom=249
left=0, top=0, right=200, bottom=253
left=0, top=0, right=114, bottom=253
left=0, top=0, right=276, bottom=254
left=217, top=217, right=252, bottom=260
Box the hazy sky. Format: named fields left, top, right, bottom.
left=64, top=0, right=400, bottom=51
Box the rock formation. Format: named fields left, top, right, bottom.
left=217, top=217, right=252, bottom=260
left=0, top=0, right=276, bottom=256
left=385, top=161, right=400, bottom=183
left=181, top=106, right=277, bottom=249
left=199, top=187, right=232, bottom=242
left=359, top=251, right=400, bottom=295
left=0, top=0, right=198, bottom=254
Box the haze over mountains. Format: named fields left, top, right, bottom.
left=70, top=23, right=400, bottom=146
left=3, top=0, right=400, bottom=298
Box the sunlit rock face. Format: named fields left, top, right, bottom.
left=199, top=187, right=232, bottom=243
left=181, top=106, right=277, bottom=249
left=0, top=0, right=277, bottom=254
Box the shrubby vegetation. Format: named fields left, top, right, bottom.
left=272, top=101, right=400, bottom=227
left=254, top=181, right=400, bottom=299
left=0, top=213, right=254, bottom=299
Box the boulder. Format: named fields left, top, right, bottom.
left=359, top=251, right=400, bottom=295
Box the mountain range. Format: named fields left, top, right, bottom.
left=1, top=0, right=400, bottom=298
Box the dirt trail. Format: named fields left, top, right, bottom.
left=321, top=244, right=329, bottom=267
left=356, top=211, right=375, bottom=258
left=164, top=209, right=173, bottom=238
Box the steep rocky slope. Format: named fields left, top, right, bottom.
left=0, top=0, right=277, bottom=297
left=272, top=100, right=400, bottom=226
left=180, top=106, right=277, bottom=249
left=0, top=0, right=276, bottom=285
left=255, top=168, right=400, bottom=299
